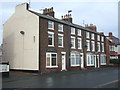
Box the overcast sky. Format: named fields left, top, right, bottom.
left=0, top=0, right=119, bottom=45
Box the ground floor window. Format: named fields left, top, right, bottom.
left=46, top=53, right=58, bottom=68
left=100, top=54, right=106, bottom=65
left=87, top=54, right=94, bottom=66
left=71, top=53, right=80, bottom=66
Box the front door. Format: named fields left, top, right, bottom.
left=95, top=55, right=99, bottom=68
left=61, top=52, right=66, bottom=71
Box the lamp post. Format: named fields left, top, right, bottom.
left=68, top=10, right=72, bottom=70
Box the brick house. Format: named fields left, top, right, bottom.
left=3, top=3, right=109, bottom=73
left=106, top=32, right=120, bottom=59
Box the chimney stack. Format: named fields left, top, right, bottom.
left=43, top=7, right=55, bottom=17
left=109, top=32, right=113, bottom=39
left=61, top=14, right=72, bottom=23
left=100, top=32, right=104, bottom=35
left=85, top=24, right=97, bottom=32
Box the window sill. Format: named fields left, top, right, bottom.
left=71, top=65, right=80, bottom=67
left=48, top=28, right=54, bottom=30
left=87, top=64, right=94, bottom=66
left=46, top=66, right=58, bottom=68
left=71, top=47, right=76, bottom=49
left=58, top=46, right=64, bottom=48
left=48, top=45, right=54, bottom=47
left=101, top=63, right=106, bottom=65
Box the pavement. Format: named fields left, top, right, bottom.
left=2, top=66, right=120, bottom=89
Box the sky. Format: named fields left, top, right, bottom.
left=0, top=0, right=119, bottom=45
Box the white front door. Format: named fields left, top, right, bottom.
left=61, top=52, right=66, bottom=71
left=80, top=53, right=84, bottom=68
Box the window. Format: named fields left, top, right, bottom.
left=71, top=36, right=75, bottom=49
left=101, top=36, right=104, bottom=42
left=71, top=27, right=75, bottom=34
left=78, top=38, right=82, bottom=49
left=110, top=45, right=115, bottom=51
left=100, top=54, right=106, bottom=65
left=46, top=53, right=58, bottom=68
left=58, top=34, right=63, bottom=47
left=86, top=32, right=90, bottom=38
left=91, top=41, right=95, bottom=51
left=86, top=40, right=90, bottom=51
left=48, top=21, right=54, bottom=30
left=97, top=42, right=100, bottom=52
left=102, top=43, right=104, bottom=52
left=58, top=24, right=63, bottom=32
left=97, top=35, right=100, bottom=41
left=87, top=54, right=94, bottom=66
left=71, top=53, right=80, bottom=66
left=48, top=32, right=54, bottom=47
left=77, top=29, right=81, bottom=36
left=91, top=33, right=94, bottom=40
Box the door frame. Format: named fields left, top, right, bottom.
left=61, top=52, right=66, bottom=71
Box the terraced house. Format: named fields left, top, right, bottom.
left=3, top=3, right=109, bottom=73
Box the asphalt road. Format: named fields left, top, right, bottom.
left=2, top=67, right=119, bottom=88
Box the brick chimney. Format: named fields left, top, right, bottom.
left=109, top=32, right=113, bottom=39
left=43, top=7, right=55, bottom=17
left=85, top=24, right=97, bottom=32
left=61, top=14, right=72, bottom=23
left=100, top=32, right=104, bottom=35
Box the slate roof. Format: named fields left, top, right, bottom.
left=28, top=10, right=105, bottom=36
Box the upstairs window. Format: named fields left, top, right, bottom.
left=48, top=32, right=54, bottom=47
left=58, top=34, right=63, bottom=47
left=77, top=29, right=81, bottom=36
left=97, top=42, right=101, bottom=52
left=102, top=43, right=104, bottom=52
left=58, top=24, right=63, bottom=32
left=86, top=32, right=90, bottom=39
left=101, top=36, right=104, bottom=42
left=97, top=35, right=100, bottom=41
left=91, top=41, right=95, bottom=51
left=71, top=27, right=75, bottom=34
left=78, top=38, right=82, bottom=49
left=48, top=21, right=54, bottom=30
left=86, top=40, right=90, bottom=51
left=91, top=33, right=95, bottom=40
left=71, top=36, right=75, bottom=49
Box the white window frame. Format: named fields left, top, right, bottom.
left=97, top=35, right=100, bottom=41
left=71, top=36, right=76, bottom=49
left=86, top=40, right=90, bottom=51
left=97, top=42, right=101, bottom=52
left=91, top=33, right=95, bottom=40
left=71, top=53, right=80, bottom=66
left=58, top=34, right=64, bottom=47
left=102, top=43, right=104, bottom=52
left=48, top=31, right=54, bottom=47
left=78, top=38, right=82, bottom=49
left=77, top=29, right=81, bottom=36
left=100, top=54, right=106, bottom=65
left=86, top=32, right=90, bottom=38
left=48, top=21, right=54, bottom=30
left=101, top=36, right=104, bottom=42
left=46, top=53, right=58, bottom=68
left=87, top=54, right=94, bottom=66
left=71, top=27, right=75, bottom=34
left=58, top=24, right=63, bottom=32
left=91, top=41, right=95, bottom=51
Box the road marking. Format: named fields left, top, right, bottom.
left=94, top=80, right=119, bottom=88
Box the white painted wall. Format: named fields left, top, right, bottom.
left=3, top=3, right=39, bottom=70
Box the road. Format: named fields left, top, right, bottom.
left=2, top=67, right=119, bottom=88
